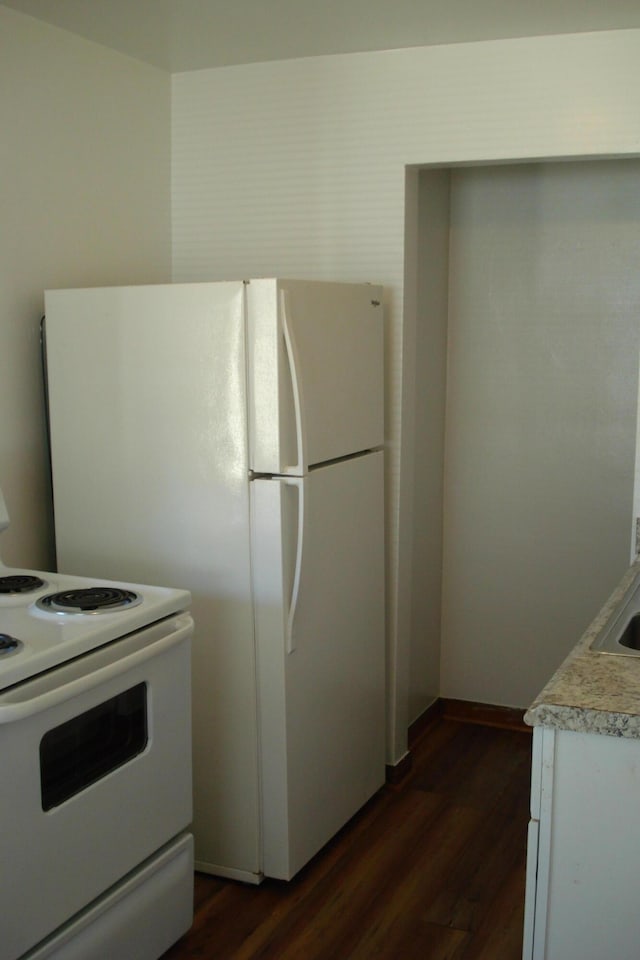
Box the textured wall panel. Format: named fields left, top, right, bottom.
left=172, top=30, right=640, bottom=759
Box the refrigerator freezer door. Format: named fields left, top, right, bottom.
left=44, top=282, right=263, bottom=881
left=250, top=451, right=386, bottom=880
left=247, top=279, right=384, bottom=475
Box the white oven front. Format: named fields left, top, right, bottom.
left=0, top=612, right=193, bottom=960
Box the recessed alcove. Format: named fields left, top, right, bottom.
left=406, top=158, right=640, bottom=721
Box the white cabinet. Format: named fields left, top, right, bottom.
left=523, top=725, right=640, bottom=960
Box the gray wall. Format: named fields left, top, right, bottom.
left=0, top=7, right=171, bottom=567
left=407, top=169, right=450, bottom=723
left=438, top=160, right=640, bottom=707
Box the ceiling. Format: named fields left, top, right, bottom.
left=2, top=0, right=640, bottom=73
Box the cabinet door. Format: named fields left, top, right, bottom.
left=544, top=729, right=640, bottom=960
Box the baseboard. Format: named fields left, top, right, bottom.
left=385, top=751, right=413, bottom=784
left=408, top=697, right=444, bottom=746
left=386, top=697, right=530, bottom=786
left=385, top=698, right=443, bottom=784
left=440, top=697, right=531, bottom=733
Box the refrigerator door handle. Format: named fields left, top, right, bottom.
left=284, top=476, right=304, bottom=654
left=280, top=289, right=307, bottom=475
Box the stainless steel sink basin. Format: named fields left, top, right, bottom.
left=617, top=614, right=640, bottom=651
left=591, top=572, right=640, bottom=657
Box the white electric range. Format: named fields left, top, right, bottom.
left=0, top=489, right=194, bottom=960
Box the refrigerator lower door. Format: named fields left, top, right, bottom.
left=250, top=451, right=385, bottom=880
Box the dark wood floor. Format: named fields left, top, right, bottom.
left=162, top=718, right=532, bottom=959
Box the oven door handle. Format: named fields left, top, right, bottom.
left=0, top=614, right=192, bottom=724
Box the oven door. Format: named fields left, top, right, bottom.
left=0, top=613, right=192, bottom=960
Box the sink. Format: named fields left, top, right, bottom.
left=618, top=614, right=640, bottom=652
left=591, top=572, right=640, bottom=657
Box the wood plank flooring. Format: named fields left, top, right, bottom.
left=162, top=718, right=532, bottom=959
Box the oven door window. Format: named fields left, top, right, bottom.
left=40, top=683, right=148, bottom=810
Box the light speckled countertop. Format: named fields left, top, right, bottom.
left=525, top=559, right=640, bottom=738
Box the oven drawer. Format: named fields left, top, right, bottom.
left=22, top=833, right=193, bottom=960
left=0, top=614, right=193, bottom=960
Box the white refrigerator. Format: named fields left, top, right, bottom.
left=43, top=279, right=386, bottom=883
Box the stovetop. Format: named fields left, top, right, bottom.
left=0, top=563, right=191, bottom=691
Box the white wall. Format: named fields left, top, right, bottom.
left=0, top=7, right=171, bottom=568
left=406, top=168, right=450, bottom=724
left=172, top=29, right=640, bottom=762
left=441, top=160, right=640, bottom=707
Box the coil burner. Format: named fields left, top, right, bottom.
left=37, top=586, right=142, bottom=615
left=0, top=575, right=45, bottom=594
left=0, top=633, right=20, bottom=654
